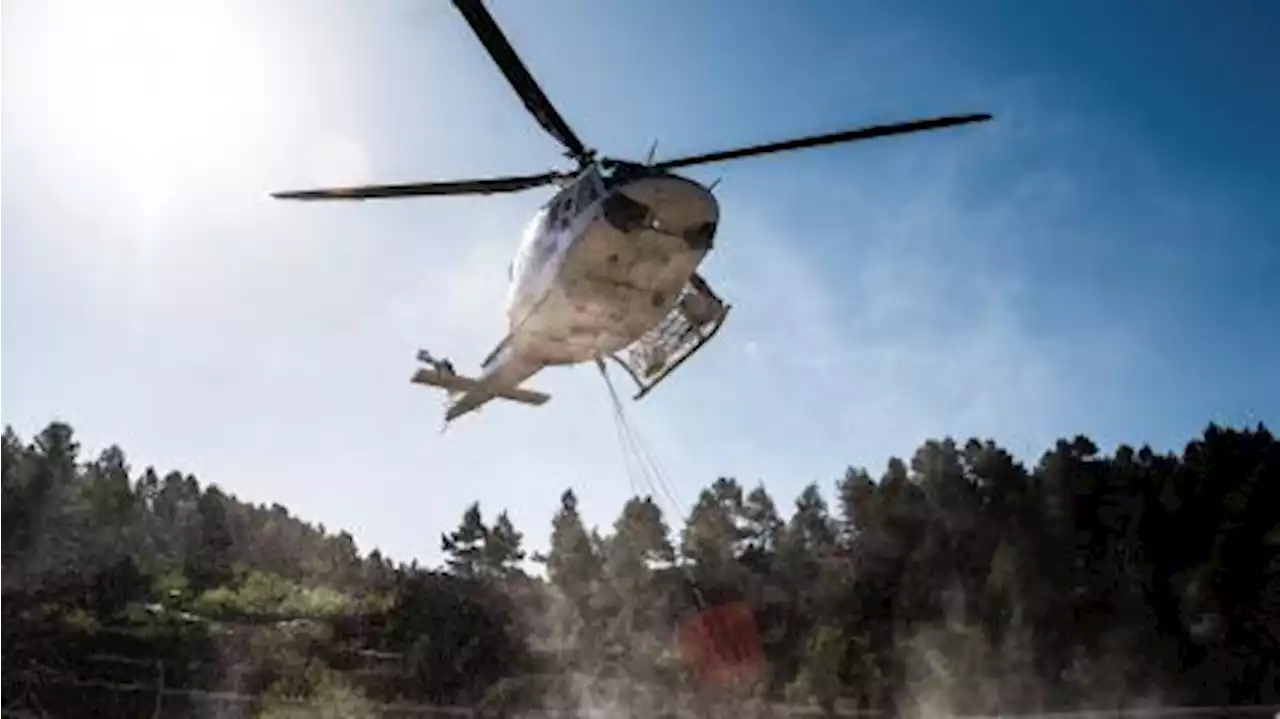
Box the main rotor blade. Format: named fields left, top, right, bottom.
left=452, top=0, right=591, bottom=164
left=270, top=172, right=562, bottom=201
left=650, top=113, right=993, bottom=171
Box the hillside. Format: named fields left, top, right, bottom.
left=2, top=420, right=1277, bottom=717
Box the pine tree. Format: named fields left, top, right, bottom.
left=186, top=485, right=234, bottom=591
left=546, top=489, right=601, bottom=601
left=442, top=501, right=488, bottom=579
left=483, top=510, right=526, bottom=579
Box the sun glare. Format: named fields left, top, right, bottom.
left=33, top=2, right=284, bottom=224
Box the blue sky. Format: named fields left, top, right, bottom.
left=4, top=0, right=1278, bottom=566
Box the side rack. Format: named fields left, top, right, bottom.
left=609, top=274, right=730, bottom=400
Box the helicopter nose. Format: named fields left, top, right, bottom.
left=609, top=175, right=719, bottom=250
left=683, top=220, right=717, bottom=251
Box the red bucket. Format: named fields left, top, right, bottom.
left=676, top=601, right=764, bottom=687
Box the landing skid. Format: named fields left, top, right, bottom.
left=609, top=274, right=730, bottom=400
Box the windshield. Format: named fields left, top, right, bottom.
left=508, top=207, right=550, bottom=298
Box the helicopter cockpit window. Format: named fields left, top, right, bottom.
left=559, top=196, right=575, bottom=228
left=577, top=179, right=599, bottom=208
left=512, top=207, right=550, bottom=284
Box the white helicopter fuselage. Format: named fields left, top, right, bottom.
left=429, top=163, right=722, bottom=422
left=503, top=164, right=719, bottom=364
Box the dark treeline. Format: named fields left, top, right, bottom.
left=2, top=421, right=1277, bottom=718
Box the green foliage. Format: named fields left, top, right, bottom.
left=3, top=419, right=1279, bottom=715
left=155, top=568, right=191, bottom=606
left=487, top=510, right=528, bottom=576
left=63, top=606, right=101, bottom=633
left=187, top=571, right=358, bottom=619
left=441, top=501, right=488, bottom=578
left=546, top=489, right=603, bottom=604
left=258, top=661, right=377, bottom=719
left=442, top=504, right=529, bottom=581
left=807, top=625, right=845, bottom=700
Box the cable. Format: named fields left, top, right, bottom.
left=596, top=362, right=776, bottom=692
left=595, top=359, right=707, bottom=611
left=597, top=361, right=683, bottom=528
left=596, top=360, right=684, bottom=517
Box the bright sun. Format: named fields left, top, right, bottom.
left=32, top=1, right=283, bottom=224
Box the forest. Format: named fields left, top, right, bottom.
left=2, top=420, right=1277, bottom=718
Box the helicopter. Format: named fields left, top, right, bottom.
left=271, top=0, right=993, bottom=426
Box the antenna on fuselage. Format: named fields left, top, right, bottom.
left=645, top=139, right=659, bottom=165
